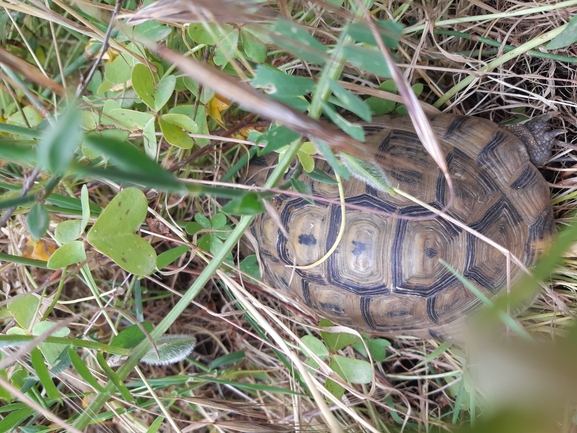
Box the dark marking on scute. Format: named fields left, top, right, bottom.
left=400, top=204, right=462, bottom=237
left=435, top=167, right=446, bottom=205
left=298, top=234, right=317, bottom=246
left=277, top=230, right=292, bottom=265
left=463, top=232, right=501, bottom=293
left=390, top=169, right=421, bottom=186
left=387, top=309, right=411, bottom=318
left=378, top=130, right=420, bottom=153
left=360, top=296, right=376, bottom=330
left=426, top=297, right=439, bottom=324
left=280, top=198, right=310, bottom=228
left=425, top=248, right=438, bottom=258
left=469, top=196, right=523, bottom=234
left=525, top=209, right=554, bottom=266
left=444, top=115, right=469, bottom=138
left=510, top=165, right=538, bottom=190
left=364, top=125, right=386, bottom=135
left=295, top=271, right=329, bottom=285
left=428, top=329, right=445, bottom=340
left=302, top=280, right=313, bottom=308
left=476, top=130, right=508, bottom=167
left=260, top=249, right=281, bottom=264
left=447, top=148, right=500, bottom=199
left=347, top=193, right=399, bottom=214
left=320, top=302, right=345, bottom=315
left=394, top=272, right=459, bottom=297
left=352, top=240, right=366, bottom=256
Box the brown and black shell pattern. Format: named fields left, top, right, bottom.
left=244, top=113, right=554, bottom=340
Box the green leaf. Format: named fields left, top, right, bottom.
left=353, top=338, right=390, bottom=362
left=0, top=406, right=34, bottom=432
left=306, top=167, right=337, bottom=184
left=339, top=153, right=393, bottom=195
left=157, top=245, right=191, bottom=269
left=290, top=178, right=313, bottom=203
left=141, top=335, right=197, bottom=366
left=0, top=140, right=36, bottom=165
left=239, top=254, right=260, bottom=281
left=330, top=354, right=373, bottom=384
left=142, top=116, right=157, bottom=159
left=316, top=141, right=350, bottom=180
left=271, top=19, right=327, bottom=65
left=30, top=347, right=60, bottom=400
left=96, top=352, right=135, bottom=403
left=68, top=348, right=106, bottom=393
left=195, top=214, right=211, bottom=229
left=80, top=184, right=91, bottom=233
left=209, top=351, right=245, bottom=370
left=301, top=335, right=329, bottom=360
left=54, top=220, right=83, bottom=244
left=154, top=75, right=176, bottom=111
left=111, top=322, right=154, bottom=349
left=8, top=294, right=39, bottom=330
left=321, top=102, right=365, bottom=141
left=366, top=95, right=396, bottom=115
left=128, top=20, right=172, bottom=42
left=252, top=66, right=315, bottom=98
left=188, top=23, right=233, bottom=45
left=37, top=104, right=82, bottom=174
left=86, top=187, right=157, bottom=276
left=546, top=14, right=577, bottom=49
left=47, top=241, right=86, bottom=269
left=210, top=213, right=227, bottom=229
left=83, top=134, right=181, bottom=190
left=26, top=203, right=49, bottom=240
left=342, top=45, right=391, bottom=77
left=108, top=108, right=154, bottom=131
left=325, top=377, right=345, bottom=400
left=241, top=28, right=267, bottom=63
left=345, top=20, right=403, bottom=49
left=221, top=192, right=265, bottom=215
left=194, top=105, right=210, bottom=146
left=147, top=416, right=165, bottom=433
left=132, top=63, right=155, bottom=109
left=328, top=79, right=371, bottom=122
left=159, top=113, right=198, bottom=133
left=260, top=125, right=301, bottom=154
left=185, top=221, right=204, bottom=236
left=104, top=51, right=137, bottom=84
left=214, top=27, right=240, bottom=66
left=159, top=117, right=194, bottom=149
left=320, top=319, right=361, bottom=351
left=33, top=321, right=70, bottom=366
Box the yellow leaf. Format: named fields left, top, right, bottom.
left=208, top=95, right=230, bottom=128
left=25, top=238, right=56, bottom=261
left=233, top=126, right=259, bottom=140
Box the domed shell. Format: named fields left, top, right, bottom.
left=244, top=114, right=554, bottom=340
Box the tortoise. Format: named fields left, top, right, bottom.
left=243, top=113, right=559, bottom=340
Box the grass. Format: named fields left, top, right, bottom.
left=0, top=0, right=576, bottom=432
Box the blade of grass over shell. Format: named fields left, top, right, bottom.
left=439, top=259, right=533, bottom=341
left=358, top=2, right=455, bottom=215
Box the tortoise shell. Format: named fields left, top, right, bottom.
left=244, top=114, right=555, bottom=340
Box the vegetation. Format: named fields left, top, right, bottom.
left=0, top=0, right=576, bottom=431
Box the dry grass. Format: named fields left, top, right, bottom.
left=0, top=0, right=576, bottom=432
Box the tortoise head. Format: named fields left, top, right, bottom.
left=505, top=113, right=565, bottom=166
